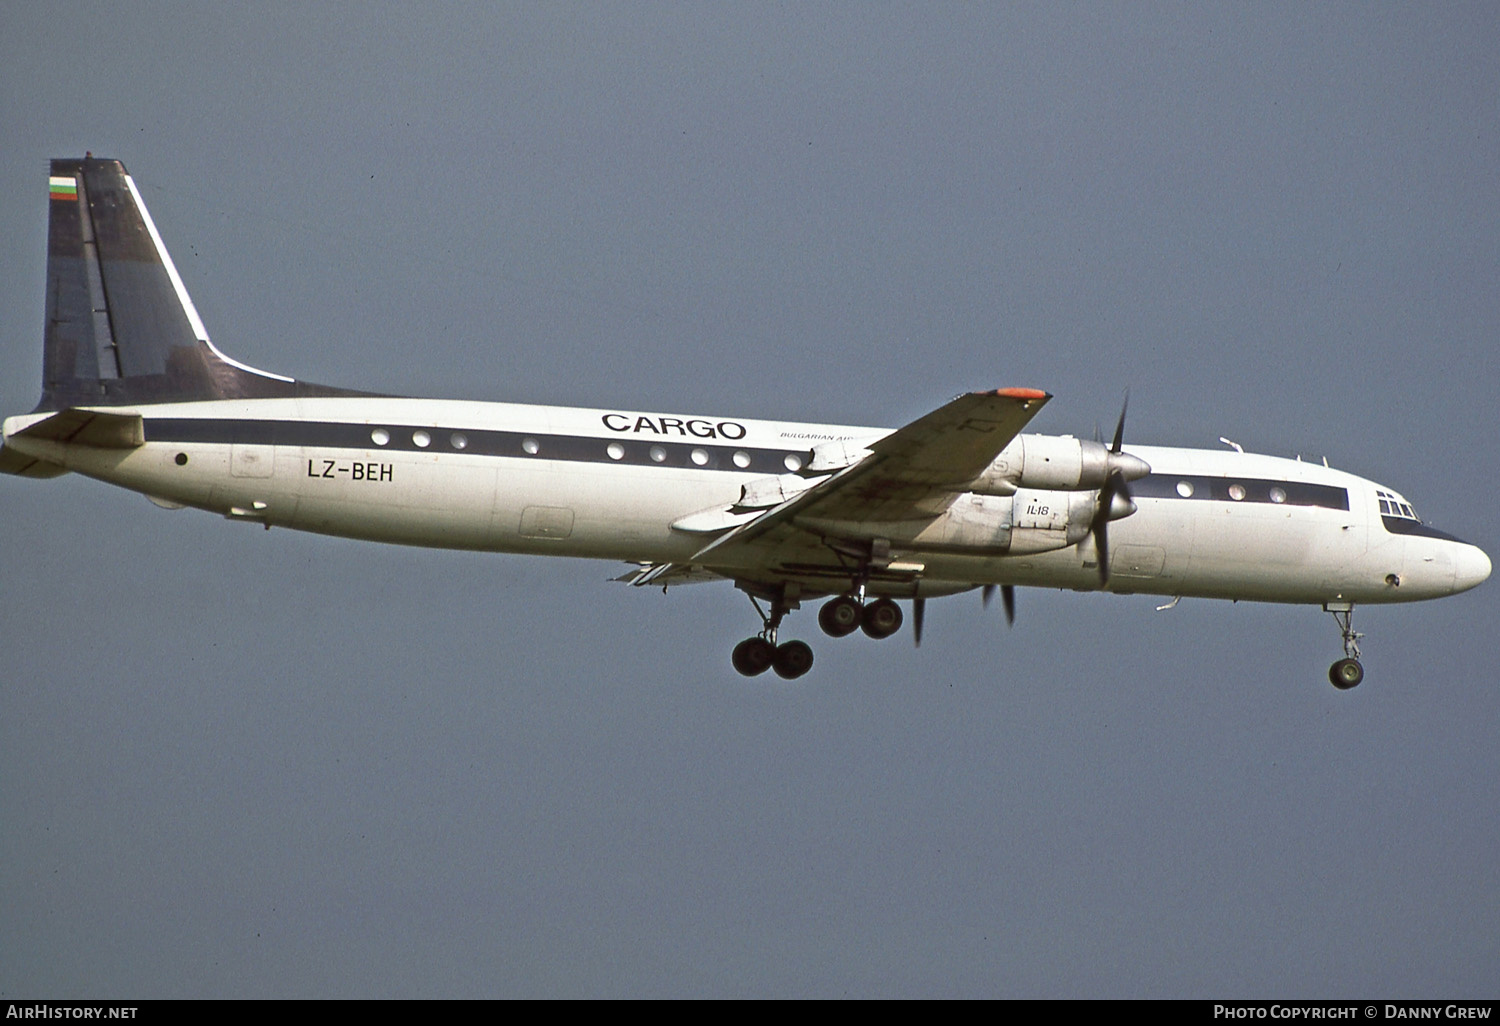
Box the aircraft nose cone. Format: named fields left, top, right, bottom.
left=1453, top=544, right=1491, bottom=593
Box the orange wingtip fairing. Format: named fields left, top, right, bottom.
left=992, top=387, right=1049, bottom=400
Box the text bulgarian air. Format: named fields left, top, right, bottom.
left=602, top=414, right=747, bottom=440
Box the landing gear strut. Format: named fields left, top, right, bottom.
left=732, top=591, right=814, bottom=680
left=1325, top=603, right=1364, bottom=690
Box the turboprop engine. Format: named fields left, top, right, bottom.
left=966, top=434, right=1150, bottom=496
left=962, top=405, right=1151, bottom=582
left=801, top=405, right=1150, bottom=582
left=940, top=485, right=1136, bottom=555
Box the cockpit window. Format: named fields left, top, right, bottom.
left=1374, top=487, right=1463, bottom=540
left=1376, top=489, right=1420, bottom=522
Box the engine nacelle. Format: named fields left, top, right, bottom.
left=940, top=488, right=1097, bottom=555
left=969, top=434, right=1149, bottom=495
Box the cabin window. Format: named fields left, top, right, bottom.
left=606, top=442, right=625, bottom=460
left=649, top=446, right=667, bottom=463
left=412, top=430, right=431, bottom=448
left=1130, top=474, right=1349, bottom=511
left=784, top=454, right=803, bottom=472
left=522, top=437, right=540, bottom=455
left=450, top=432, right=468, bottom=450
left=733, top=450, right=751, bottom=468
left=371, top=428, right=390, bottom=446
left=690, top=448, right=710, bottom=466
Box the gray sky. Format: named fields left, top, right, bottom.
left=2, top=3, right=1496, bottom=998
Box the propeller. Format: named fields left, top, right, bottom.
left=1110, top=391, right=1129, bottom=455
left=1088, top=394, right=1139, bottom=585
left=981, top=584, right=1016, bottom=626
left=913, top=597, right=925, bottom=647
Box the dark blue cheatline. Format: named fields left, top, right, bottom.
left=1131, top=473, right=1349, bottom=511
left=144, top=418, right=802, bottom=476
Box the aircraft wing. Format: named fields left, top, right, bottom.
left=691, top=388, right=1050, bottom=570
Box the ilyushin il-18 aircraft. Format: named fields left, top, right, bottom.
left=3, top=158, right=1490, bottom=687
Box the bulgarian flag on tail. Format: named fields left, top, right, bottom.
left=49, top=175, right=77, bottom=200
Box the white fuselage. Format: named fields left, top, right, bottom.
left=2, top=396, right=1489, bottom=607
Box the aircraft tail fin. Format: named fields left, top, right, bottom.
left=34, top=156, right=362, bottom=412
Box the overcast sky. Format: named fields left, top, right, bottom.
left=2, top=3, right=1497, bottom=998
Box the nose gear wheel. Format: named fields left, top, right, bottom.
left=1329, top=657, right=1364, bottom=690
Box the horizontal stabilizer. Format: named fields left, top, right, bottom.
left=613, top=562, right=726, bottom=588
left=14, top=408, right=145, bottom=448
left=0, top=446, right=68, bottom=477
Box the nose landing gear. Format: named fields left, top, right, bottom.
left=1325, top=603, right=1364, bottom=690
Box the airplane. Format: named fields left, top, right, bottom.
left=2, top=157, right=1490, bottom=687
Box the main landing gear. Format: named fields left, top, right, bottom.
left=1325, top=603, right=1365, bottom=690
left=732, top=592, right=815, bottom=680
left=730, top=589, right=912, bottom=680
left=816, top=594, right=903, bottom=640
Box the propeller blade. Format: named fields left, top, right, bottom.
left=913, top=598, right=926, bottom=647
left=1110, top=390, right=1130, bottom=454
left=1093, top=519, right=1111, bottom=584
left=1086, top=393, right=1133, bottom=585
left=1090, top=469, right=1127, bottom=585
left=982, top=583, right=1015, bottom=625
